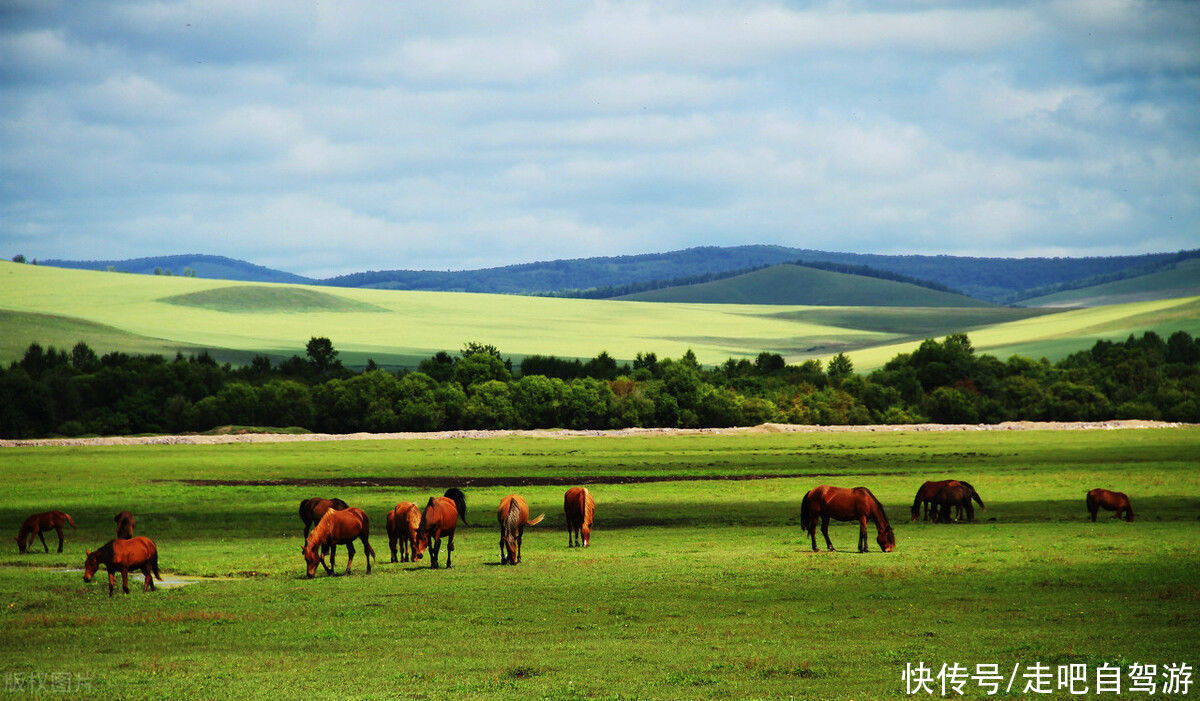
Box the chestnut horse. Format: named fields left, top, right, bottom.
left=497, top=494, right=545, bottom=565
left=16, top=511, right=76, bottom=554
left=386, top=502, right=421, bottom=563
left=932, top=483, right=982, bottom=523
left=414, top=497, right=458, bottom=569
left=83, top=537, right=162, bottom=597
left=801, top=485, right=895, bottom=553
left=115, top=511, right=135, bottom=539
left=564, top=487, right=595, bottom=547
left=444, top=488, right=471, bottom=526
left=1087, top=488, right=1134, bottom=522
left=911, top=480, right=985, bottom=521
left=301, top=507, right=374, bottom=578
left=298, top=497, right=349, bottom=540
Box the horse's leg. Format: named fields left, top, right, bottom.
left=345, top=541, right=356, bottom=575
left=431, top=536, right=440, bottom=569
left=363, top=535, right=372, bottom=573
left=142, top=565, right=153, bottom=592
left=55, top=526, right=64, bottom=553
left=107, top=569, right=116, bottom=597
left=809, top=519, right=818, bottom=552
left=858, top=516, right=868, bottom=553
left=37, top=530, right=49, bottom=553
left=517, top=525, right=523, bottom=564
left=500, top=532, right=507, bottom=564
left=327, top=545, right=337, bottom=575
left=446, top=532, right=454, bottom=569
left=389, top=531, right=398, bottom=563
left=821, top=517, right=834, bottom=551
left=121, top=567, right=130, bottom=595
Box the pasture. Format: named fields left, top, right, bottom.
left=1, top=427, right=1198, bottom=698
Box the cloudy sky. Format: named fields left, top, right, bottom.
left=1, top=1, right=1198, bottom=277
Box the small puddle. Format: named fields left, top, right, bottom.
left=30, top=566, right=225, bottom=589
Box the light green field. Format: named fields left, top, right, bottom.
left=0, top=428, right=1197, bottom=699
left=3, top=262, right=1200, bottom=370
left=1023, top=258, right=1200, bottom=308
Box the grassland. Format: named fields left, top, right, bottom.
left=1, top=428, right=1197, bottom=699
left=1023, top=258, right=1200, bottom=308
left=3, top=262, right=1200, bottom=370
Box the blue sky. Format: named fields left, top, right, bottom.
left=1, top=1, right=1198, bottom=277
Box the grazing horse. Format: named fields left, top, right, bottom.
left=497, top=495, right=545, bottom=565
left=801, top=485, right=895, bottom=553
left=932, top=483, right=982, bottom=523
left=83, top=537, right=162, bottom=597
left=1087, top=489, right=1134, bottom=522
left=444, top=488, right=470, bottom=526
left=386, top=502, right=421, bottom=563
left=911, top=480, right=985, bottom=521
left=298, top=497, right=349, bottom=540
left=414, top=497, right=458, bottom=569
left=301, top=507, right=374, bottom=578
left=115, top=511, right=135, bottom=539
left=16, top=511, right=76, bottom=554
left=564, top=487, right=595, bottom=547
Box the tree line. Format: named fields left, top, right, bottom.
left=1, top=331, right=1198, bottom=439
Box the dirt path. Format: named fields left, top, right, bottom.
left=0, top=420, right=1185, bottom=449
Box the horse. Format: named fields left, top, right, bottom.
left=301, top=507, right=374, bottom=578
left=386, top=502, right=420, bottom=563
left=83, top=537, right=162, bottom=597
left=931, top=483, right=982, bottom=523
left=115, top=511, right=135, bottom=539
left=444, top=488, right=470, bottom=526
left=1087, top=488, right=1134, bottom=522
left=801, top=485, right=895, bottom=553
left=497, top=494, right=545, bottom=565
left=911, top=480, right=985, bottom=521
left=298, top=497, right=350, bottom=540
left=16, top=511, right=76, bottom=554
left=564, top=487, right=595, bottom=547
left=414, top=496, right=458, bottom=569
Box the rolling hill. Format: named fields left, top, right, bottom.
left=1020, top=257, right=1200, bottom=308
left=39, top=254, right=312, bottom=284
left=616, top=264, right=991, bottom=307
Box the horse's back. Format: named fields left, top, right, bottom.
left=113, top=536, right=157, bottom=566
left=427, top=496, right=459, bottom=534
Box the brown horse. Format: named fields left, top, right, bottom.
left=911, top=480, right=985, bottom=521
left=1087, top=488, right=1134, bottom=522
left=932, top=483, right=981, bottom=523
left=301, top=507, right=375, bottom=578
left=298, top=497, right=350, bottom=540
left=386, top=502, right=421, bottom=563
left=83, top=537, right=162, bottom=596
left=115, top=511, right=135, bottom=539
left=497, top=495, right=545, bottom=565
left=16, top=511, right=76, bottom=554
left=564, top=487, right=595, bottom=548
left=801, top=485, right=895, bottom=553
left=414, top=496, right=458, bottom=569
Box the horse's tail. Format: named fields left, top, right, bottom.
left=528, top=513, right=545, bottom=526
left=582, top=488, right=595, bottom=527
left=151, top=551, right=163, bottom=581
left=64, top=513, right=76, bottom=529
left=445, top=488, right=469, bottom=526
left=800, top=492, right=813, bottom=534
left=961, top=481, right=986, bottom=510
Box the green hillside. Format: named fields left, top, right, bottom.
left=1022, top=257, right=1200, bottom=307
left=617, top=264, right=991, bottom=307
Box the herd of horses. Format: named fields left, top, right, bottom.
left=13, top=482, right=1136, bottom=593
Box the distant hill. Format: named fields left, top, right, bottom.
left=617, top=264, right=992, bottom=307
left=319, top=245, right=1182, bottom=303
left=1021, top=257, right=1200, bottom=307
left=40, top=254, right=312, bottom=285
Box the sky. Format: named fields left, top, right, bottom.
left=1, top=1, right=1198, bottom=278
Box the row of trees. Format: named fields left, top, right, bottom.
left=2, top=331, right=1198, bottom=439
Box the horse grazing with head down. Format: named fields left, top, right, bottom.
left=386, top=502, right=421, bottom=563
left=497, top=495, right=544, bottom=565
left=298, top=497, right=350, bottom=540
left=414, top=497, right=458, bottom=569
left=301, top=507, right=374, bottom=578
left=115, top=511, right=135, bottom=539
left=83, top=537, right=162, bottom=597
left=932, top=482, right=985, bottom=523
left=1087, top=488, right=1134, bottom=522
left=16, top=511, right=76, bottom=554
left=911, top=480, right=985, bottom=521
left=564, top=487, right=595, bottom=548
left=801, top=485, right=895, bottom=553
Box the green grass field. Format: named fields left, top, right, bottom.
left=1023, top=258, right=1200, bottom=308
left=1, top=428, right=1197, bottom=698
left=3, top=262, right=1200, bottom=370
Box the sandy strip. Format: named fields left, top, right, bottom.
left=0, top=420, right=1186, bottom=448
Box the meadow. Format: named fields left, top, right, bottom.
left=4, top=262, right=1200, bottom=370
left=1, top=427, right=1197, bottom=699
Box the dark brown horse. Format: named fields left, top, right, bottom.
left=298, top=497, right=349, bottom=540
left=911, top=480, right=985, bottom=521
left=115, top=511, right=135, bottom=539
left=302, top=507, right=374, bottom=577
left=801, top=485, right=895, bottom=553
left=1087, top=488, right=1134, bottom=522
left=83, top=537, right=162, bottom=596
left=386, top=502, right=420, bottom=563
left=414, top=496, right=458, bottom=569
left=564, top=487, right=595, bottom=547
left=16, top=511, right=76, bottom=554
left=497, top=494, right=544, bottom=565
left=932, top=483, right=981, bottom=523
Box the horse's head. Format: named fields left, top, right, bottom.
left=412, top=527, right=428, bottom=560
left=15, top=533, right=26, bottom=554
left=877, top=527, right=895, bottom=553
left=83, top=550, right=98, bottom=582
left=301, top=544, right=325, bottom=578
left=502, top=532, right=519, bottom=565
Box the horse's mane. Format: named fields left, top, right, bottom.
left=860, top=488, right=891, bottom=530
left=305, top=510, right=341, bottom=552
